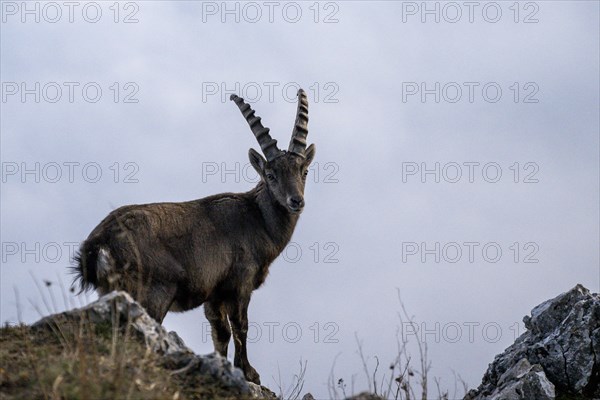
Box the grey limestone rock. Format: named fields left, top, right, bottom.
left=465, top=284, right=599, bottom=400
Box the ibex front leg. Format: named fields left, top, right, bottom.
left=204, top=301, right=231, bottom=357
left=228, top=298, right=260, bottom=384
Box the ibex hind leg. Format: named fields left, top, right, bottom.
left=112, top=250, right=184, bottom=324
left=108, top=275, right=177, bottom=324
left=138, top=284, right=178, bottom=324
left=94, top=276, right=175, bottom=323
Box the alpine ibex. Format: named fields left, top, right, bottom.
left=73, top=89, right=315, bottom=384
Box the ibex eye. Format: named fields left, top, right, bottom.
left=267, top=173, right=276, bottom=181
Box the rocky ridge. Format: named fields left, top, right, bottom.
left=465, top=284, right=599, bottom=400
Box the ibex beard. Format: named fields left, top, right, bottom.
left=72, top=89, right=315, bottom=385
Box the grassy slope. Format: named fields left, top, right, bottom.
left=0, top=321, right=249, bottom=400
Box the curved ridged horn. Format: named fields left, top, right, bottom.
left=230, top=94, right=283, bottom=161
left=288, top=89, right=309, bottom=157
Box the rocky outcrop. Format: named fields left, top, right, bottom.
left=466, top=284, right=599, bottom=400
left=32, top=291, right=276, bottom=399
left=477, top=358, right=555, bottom=400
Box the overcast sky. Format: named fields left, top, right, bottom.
left=1, top=1, right=599, bottom=398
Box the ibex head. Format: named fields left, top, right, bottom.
left=231, top=89, right=316, bottom=214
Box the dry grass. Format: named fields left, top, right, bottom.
left=327, top=290, right=469, bottom=400
left=0, top=314, right=252, bottom=400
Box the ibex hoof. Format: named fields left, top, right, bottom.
left=245, top=366, right=261, bottom=385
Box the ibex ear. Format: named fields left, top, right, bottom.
left=249, top=148, right=266, bottom=175
left=304, top=144, right=316, bottom=166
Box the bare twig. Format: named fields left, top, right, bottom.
left=327, top=352, right=342, bottom=400
left=372, top=355, right=379, bottom=395
left=56, top=272, right=70, bottom=312
left=355, top=332, right=372, bottom=393
left=287, top=359, right=307, bottom=400
left=29, top=271, right=52, bottom=315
